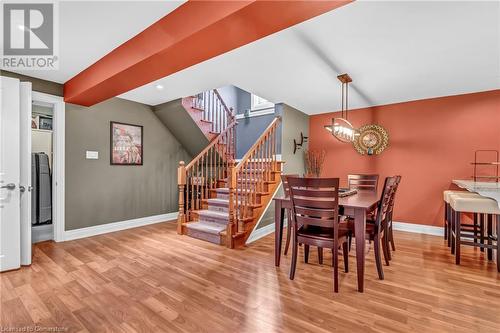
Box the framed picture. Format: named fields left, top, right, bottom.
left=110, top=121, right=143, bottom=165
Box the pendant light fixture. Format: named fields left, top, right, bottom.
left=324, top=73, right=358, bottom=143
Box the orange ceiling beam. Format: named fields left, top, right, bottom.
left=64, top=0, right=352, bottom=106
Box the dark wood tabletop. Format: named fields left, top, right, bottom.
left=273, top=191, right=379, bottom=292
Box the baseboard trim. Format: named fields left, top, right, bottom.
left=63, top=212, right=178, bottom=242
left=247, top=220, right=287, bottom=244
left=393, top=221, right=443, bottom=236
left=32, top=224, right=54, bottom=243
left=246, top=221, right=443, bottom=244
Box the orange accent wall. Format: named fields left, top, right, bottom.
left=64, top=0, right=351, bottom=106
left=309, top=90, right=500, bottom=226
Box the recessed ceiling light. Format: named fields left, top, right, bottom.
left=18, top=24, right=26, bottom=31
left=156, top=84, right=164, bottom=90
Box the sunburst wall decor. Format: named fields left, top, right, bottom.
left=353, top=124, right=389, bottom=155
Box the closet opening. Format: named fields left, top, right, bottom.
left=31, top=101, right=54, bottom=243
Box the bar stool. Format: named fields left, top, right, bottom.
left=450, top=196, right=500, bottom=272
left=443, top=191, right=480, bottom=247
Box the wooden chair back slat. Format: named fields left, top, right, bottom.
left=348, top=174, right=379, bottom=192
left=374, top=176, right=398, bottom=228
left=281, top=174, right=299, bottom=198
left=288, top=177, right=340, bottom=230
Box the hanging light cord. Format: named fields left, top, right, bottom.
left=346, top=80, right=349, bottom=121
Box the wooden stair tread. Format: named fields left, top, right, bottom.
left=212, top=187, right=270, bottom=196
left=204, top=198, right=262, bottom=209
left=195, top=209, right=229, bottom=220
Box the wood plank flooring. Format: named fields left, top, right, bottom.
left=1, top=221, right=499, bottom=333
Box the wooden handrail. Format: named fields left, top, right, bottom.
left=228, top=116, right=281, bottom=244
left=186, top=120, right=237, bottom=170
left=213, top=88, right=234, bottom=122
left=234, top=116, right=281, bottom=172
left=192, top=88, right=235, bottom=134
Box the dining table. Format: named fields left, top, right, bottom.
left=274, top=190, right=380, bottom=293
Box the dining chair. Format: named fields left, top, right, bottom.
left=342, top=176, right=397, bottom=280
left=385, top=175, right=402, bottom=260
left=348, top=174, right=379, bottom=192
left=280, top=174, right=299, bottom=256
left=288, top=177, right=349, bottom=293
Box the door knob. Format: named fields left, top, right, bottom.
left=0, top=183, right=16, bottom=190
left=19, top=185, right=32, bottom=193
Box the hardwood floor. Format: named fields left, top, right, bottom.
left=1, top=222, right=499, bottom=333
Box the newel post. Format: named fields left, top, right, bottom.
left=177, top=161, right=186, bottom=235
left=227, top=160, right=236, bottom=248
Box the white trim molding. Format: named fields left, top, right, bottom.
left=247, top=220, right=288, bottom=244
left=247, top=220, right=443, bottom=244
left=392, top=221, right=444, bottom=236
left=235, top=108, right=275, bottom=119
left=64, top=212, right=178, bottom=241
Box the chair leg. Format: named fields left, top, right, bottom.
left=284, top=210, right=292, bottom=255
left=289, top=235, right=298, bottom=280
left=304, top=244, right=309, bottom=263
left=382, top=233, right=390, bottom=266
left=333, top=244, right=339, bottom=293
left=389, top=224, right=396, bottom=252
left=480, top=214, right=485, bottom=252
left=496, top=215, right=500, bottom=273
left=487, top=215, right=493, bottom=261
left=473, top=213, right=478, bottom=245
left=342, top=242, right=349, bottom=273
left=451, top=209, right=456, bottom=255
left=383, top=222, right=392, bottom=262
left=318, top=247, right=323, bottom=265
left=444, top=202, right=448, bottom=241
left=447, top=204, right=452, bottom=248
left=455, top=211, right=461, bottom=265
left=374, top=235, right=384, bottom=280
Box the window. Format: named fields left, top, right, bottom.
left=251, top=94, right=274, bottom=111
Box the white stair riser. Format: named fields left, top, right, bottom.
left=198, top=215, right=228, bottom=224
left=186, top=228, right=222, bottom=245
left=208, top=204, right=228, bottom=213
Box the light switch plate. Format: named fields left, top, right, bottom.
left=86, top=151, right=99, bottom=159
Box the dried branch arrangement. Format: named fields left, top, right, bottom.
left=304, top=149, right=326, bottom=177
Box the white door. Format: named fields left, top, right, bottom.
left=20, top=82, right=32, bottom=265
left=0, top=76, right=21, bottom=272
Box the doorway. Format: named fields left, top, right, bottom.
left=21, top=91, right=65, bottom=266
left=1, top=76, right=65, bottom=271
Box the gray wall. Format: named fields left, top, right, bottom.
left=254, top=103, right=309, bottom=229
left=236, top=112, right=277, bottom=158
left=153, top=99, right=208, bottom=157
left=2, top=71, right=190, bottom=231
left=280, top=104, right=309, bottom=175
left=65, top=98, right=190, bottom=230
left=216, top=85, right=251, bottom=114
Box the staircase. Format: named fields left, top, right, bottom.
left=177, top=104, right=283, bottom=248
left=153, top=89, right=235, bottom=157
left=183, top=89, right=234, bottom=142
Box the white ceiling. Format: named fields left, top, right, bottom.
left=120, top=1, right=500, bottom=114
left=5, top=0, right=185, bottom=83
